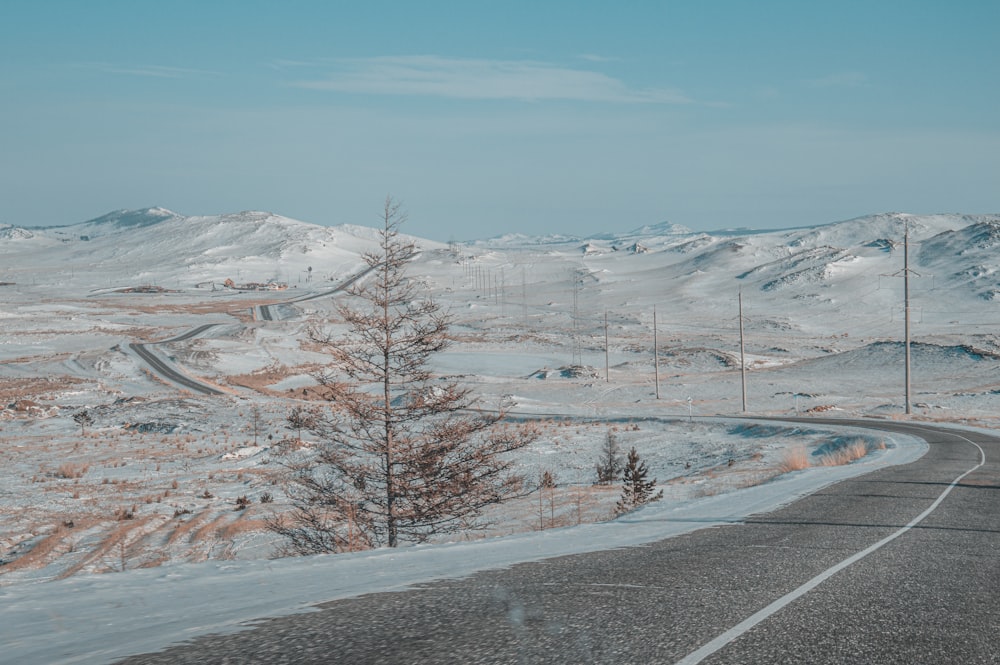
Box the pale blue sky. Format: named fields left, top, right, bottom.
left=2, top=1, right=998, bottom=240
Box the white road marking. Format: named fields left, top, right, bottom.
left=674, top=427, right=986, bottom=665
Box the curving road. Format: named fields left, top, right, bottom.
left=258, top=265, right=374, bottom=321
left=289, top=264, right=375, bottom=303
left=129, top=341, right=224, bottom=396
left=156, top=323, right=221, bottom=344
left=113, top=418, right=999, bottom=664
left=134, top=266, right=374, bottom=393
left=129, top=324, right=227, bottom=395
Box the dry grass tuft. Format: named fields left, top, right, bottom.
left=165, top=509, right=210, bottom=545
left=55, top=462, right=90, bottom=479
left=0, top=376, right=84, bottom=404
left=777, top=445, right=810, bottom=473
left=220, top=515, right=269, bottom=540
left=227, top=363, right=324, bottom=397
left=819, top=437, right=885, bottom=466
left=0, top=527, right=73, bottom=574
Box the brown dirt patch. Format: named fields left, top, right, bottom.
left=0, top=377, right=82, bottom=404
left=227, top=363, right=324, bottom=398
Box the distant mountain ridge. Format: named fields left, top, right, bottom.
left=81, top=207, right=178, bottom=231
left=0, top=207, right=399, bottom=288
left=2, top=207, right=999, bottom=303
left=7, top=207, right=999, bottom=247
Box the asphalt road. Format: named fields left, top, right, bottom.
left=289, top=264, right=376, bottom=303
left=157, top=324, right=221, bottom=344
left=114, top=419, right=999, bottom=664
left=129, top=341, right=224, bottom=396
left=131, top=266, right=375, bottom=392
left=259, top=264, right=378, bottom=321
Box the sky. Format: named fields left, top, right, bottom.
left=1, top=1, right=998, bottom=241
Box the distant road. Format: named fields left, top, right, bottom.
left=129, top=324, right=225, bottom=395
left=155, top=323, right=221, bottom=344
left=128, top=341, right=224, bottom=396
left=133, top=267, right=375, bottom=394
left=114, top=418, right=1000, bottom=664
left=289, top=264, right=375, bottom=303
left=258, top=265, right=374, bottom=321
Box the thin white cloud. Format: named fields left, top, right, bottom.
left=75, top=62, right=221, bottom=78
left=268, top=59, right=320, bottom=70
left=290, top=56, right=692, bottom=104
left=577, top=53, right=621, bottom=63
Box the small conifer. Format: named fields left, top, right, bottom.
left=595, top=430, right=623, bottom=485
left=615, top=447, right=663, bottom=515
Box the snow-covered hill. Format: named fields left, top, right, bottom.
left=0, top=207, right=439, bottom=289
left=6, top=208, right=998, bottom=305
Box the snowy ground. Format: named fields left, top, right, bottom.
left=2, top=209, right=999, bottom=662
left=0, top=424, right=928, bottom=664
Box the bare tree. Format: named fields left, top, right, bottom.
left=249, top=405, right=262, bottom=446
left=615, top=447, right=663, bottom=515
left=73, top=410, right=94, bottom=436
left=537, top=470, right=557, bottom=530
left=271, top=197, right=538, bottom=553
left=285, top=405, right=317, bottom=444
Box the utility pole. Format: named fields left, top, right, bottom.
left=903, top=223, right=912, bottom=415
left=572, top=276, right=581, bottom=366
left=739, top=290, right=748, bottom=413
left=885, top=222, right=918, bottom=415
left=653, top=305, right=660, bottom=400
left=500, top=267, right=506, bottom=317
left=522, top=266, right=528, bottom=327
left=604, top=310, right=610, bottom=382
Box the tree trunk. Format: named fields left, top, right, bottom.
left=383, top=231, right=397, bottom=548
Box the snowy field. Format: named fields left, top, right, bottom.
left=2, top=208, right=1000, bottom=662
left=1, top=425, right=927, bottom=664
